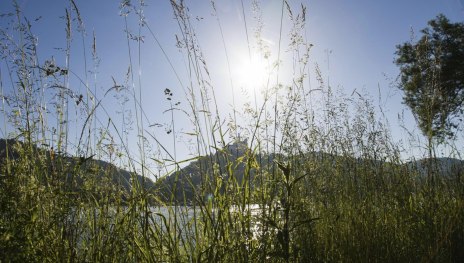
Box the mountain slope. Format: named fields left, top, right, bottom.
left=156, top=140, right=464, bottom=203
left=0, top=138, right=155, bottom=198
left=155, top=139, right=264, bottom=203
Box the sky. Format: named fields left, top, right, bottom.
left=1, top=0, right=464, bottom=174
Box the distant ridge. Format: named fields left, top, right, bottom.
left=407, top=157, right=464, bottom=179
left=156, top=139, right=464, bottom=203
left=0, top=138, right=155, bottom=197
left=4, top=138, right=461, bottom=204
left=155, top=139, right=261, bottom=203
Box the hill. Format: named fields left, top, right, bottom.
left=155, top=140, right=464, bottom=203
left=0, top=138, right=155, bottom=200
left=154, top=139, right=261, bottom=203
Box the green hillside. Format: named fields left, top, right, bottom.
left=0, top=139, right=155, bottom=202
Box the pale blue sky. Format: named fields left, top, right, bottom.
left=1, top=0, right=464, bottom=172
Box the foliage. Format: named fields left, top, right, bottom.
left=0, top=1, right=463, bottom=262
left=395, top=14, right=464, bottom=143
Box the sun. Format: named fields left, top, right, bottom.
left=236, top=54, right=268, bottom=89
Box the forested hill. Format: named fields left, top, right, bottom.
left=154, top=139, right=263, bottom=203
left=0, top=139, right=155, bottom=199
left=3, top=138, right=461, bottom=205
left=155, top=139, right=464, bottom=204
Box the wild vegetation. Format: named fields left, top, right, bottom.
left=395, top=15, right=464, bottom=156
left=1, top=1, right=463, bottom=262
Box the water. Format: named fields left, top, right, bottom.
left=149, top=204, right=263, bottom=240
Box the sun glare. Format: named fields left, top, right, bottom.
left=236, top=54, right=268, bottom=89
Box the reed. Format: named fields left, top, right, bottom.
left=0, top=0, right=463, bottom=262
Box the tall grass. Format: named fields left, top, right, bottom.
left=1, top=0, right=463, bottom=262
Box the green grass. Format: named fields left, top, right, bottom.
left=1, top=1, right=463, bottom=262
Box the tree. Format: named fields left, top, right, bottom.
left=395, top=14, right=464, bottom=154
